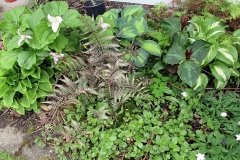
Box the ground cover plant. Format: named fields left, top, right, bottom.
left=0, top=0, right=240, bottom=160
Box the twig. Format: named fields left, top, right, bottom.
left=1, top=108, right=10, bottom=115
left=29, top=127, right=44, bottom=135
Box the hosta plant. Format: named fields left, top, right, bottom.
left=100, top=5, right=162, bottom=68
left=162, top=16, right=239, bottom=90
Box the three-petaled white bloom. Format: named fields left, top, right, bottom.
left=181, top=91, right=188, bottom=97
left=47, top=14, right=63, bottom=33
left=99, top=17, right=110, bottom=30
left=50, top=52, right=64, bottom=64
left=236, top=134, right=240, bottom=141
left=196, top=153, right=205, bottom=160
left=220, top=112, right=227, bottom=117
left=18, top=29, right=32, bottom=46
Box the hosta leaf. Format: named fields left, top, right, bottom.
left=0, top=84, right=10, bottom=98
left=15, top=101, right=25, bottom=115
left=177, top=60, right=201, bottom=87
left=17, top=51, right=36, bottom=69
left=119, top=23, right=137, bottom=39
left=21, top=67, right=35, bottom=77
left=36, top=21, right=59, bottom=47
left=0, top=51, right=18, bottom=69
left=37, top=89, right=47, bottom=98
left=189, top=40, right=211, bottom=62
left=3, top=90, right=15, bottom=107
left=131, top=17, right=148, bottom=35
left=49, top=33, right=69, bottom=53
left=216, top=45, right=237, bottom=66
left=27, top=85, right=38, bottom=104
left=161, top=18, right=181, bottom=34
left=210, top=61, right=230, bottom=82
left=32, top=67, right=41, bottom=79
left=20, top=95, right=30, bottom=108
left=206, top=26, right=225, bottom=40
left=164, top=45, right=185, bottom=65
left=230, top=68, right=240, bottom=77
left=214, top=79, right=227, bottom=90
left=201, top=43, right=218, bottom=66
left=152, top=61, right=166, bottom=74
left=141, top=40, right=162, bottom=57
left=193, top=73, right=208, bottom=91
left=39, top=81, right=52, bottom=92
left=121, top=5, right=142, bottom=18
left=39, top=70, right=50, bottom=82
left=22, top=77, right=32, bottom=88
left=0, top=77, right=7, bottom=88
left=42, top=1, right=68, bottom=16
left=131, top=49, right=149, bottom=68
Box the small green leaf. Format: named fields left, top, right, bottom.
left=201, top=43, right=218, bottom=66
left=39, top=70, right=50, bottom=82
left=62, top=9, right=82, bottom=28
left=28, top=7, right=45, bottom=32
left=141, top=40, right=162, bottom=57
left=6, top=35, right=20, bottom=51
left=32, top=67, right=41, bottom=79
left=17, top=51, right=36, bottom=69
left=20, top=95, right=30, bottom=108
left=103, top=9, right=120, bottom=20
left=22, top=77, right=32, bottom=88
left=131, top=49, right=149, bottom=68
left=49, top=33, right=69, bottom=53
left=216, top=45, right=238, bottom=66
left=177, top=60, right=201, bottom=87
left=172, top=32, right=188, bottom=46
left=230, top=68, right=240, bottom=77
left=37, top=89, right=47, bottom=98
left=214, top=79, right=227, bottom=90
left=164, top=45, right=185, bottom=64
left=210, top=61, right=230, bottom=82
left=21, top=67, right=35, bottom=77
left=193, top=73, right=208, bottom=91
left=0, top=84, right=10, bottom=98
left=131, top=17, right=148, bottom=35
left=119, top=23, right=137, bottom=39
left=0, top=77, right=7, bottom=88
left=152, top=61, right=166, bottom=74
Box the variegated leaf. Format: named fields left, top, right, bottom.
left=201, top=43, right=218, bottom=66
left=230, top=68, right=240, bottom=77
left=216, top=45, right=237, bottom=66
left=193, top=73, right=208, bottom=91
left=214, top=79, right=227, bottom=90
left=210, top=61, right=230, bottom=82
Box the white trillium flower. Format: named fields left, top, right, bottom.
left=18, top=29, right=32, bottom=46
left=236, top=134, right=240, bottom=141
left=196, top=153, right=206, bottom=160
left=99, top=17, right=110, bottom=29
left=220, top=112, right=227, bottom=117
left=48, top=14, right=63, bottom=33
left=181, top=91, right=188, bottom=97
left=50, top=52, right=64, bottom=64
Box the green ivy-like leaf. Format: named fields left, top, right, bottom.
left=210, top=61, right=230, bottom=82
left=141, top=40, right=162, bottom=57
left=36, top=21, right=59, bottom=47
left=17, top=51, right=36, bottom=69
left=119, top=23, right=137, bottom=39
left=131, top=49, right=149, bottom=68
left=177, top=60, right=201, bottom=87
left=164, top=45, right=185, bottom=65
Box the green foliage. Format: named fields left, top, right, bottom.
left=101, top=5, right=162, bottom=68
left=192, top=91, right=240, bottom=159
left=0, top=151, right=24, bottom=160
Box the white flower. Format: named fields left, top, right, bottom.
left=47, top=14, right=63, bottom=33
left=238, top=121, right=240, bottom=126
left=99, top=17, right=110, bottom=29
left=236, top=134, right=240, bottom=141
left=220, top=112, right=227, bottom=117
left=50, top=52, right=64, bottom=64
left=18, top=29, right=32, bottom=46
left=181, top=91, right=188, bottom=97
left=196, top=153, right=205, bottom=160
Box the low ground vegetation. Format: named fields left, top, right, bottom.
left=0, top=0, right=240, bottom=159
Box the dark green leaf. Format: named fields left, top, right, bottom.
left=161, top=18, right=181, bottom=34
left=131, top=49, right=149, bottom=68
left=189, top=40, right=211, bottom=62
left=164, top=45, right=185, bottom=65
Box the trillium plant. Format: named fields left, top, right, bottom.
left=0, top=1, right=100, bottom=114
